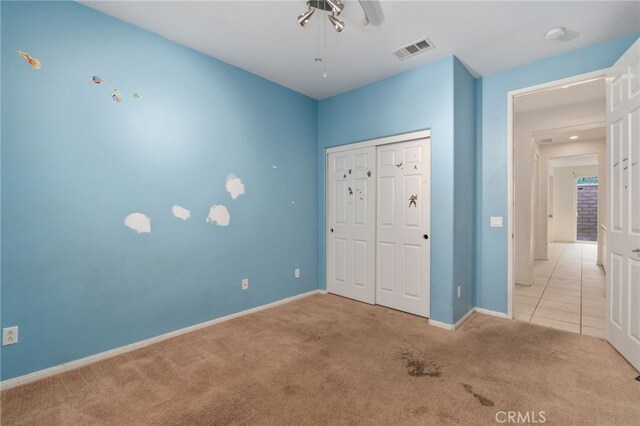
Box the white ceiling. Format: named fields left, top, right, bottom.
left=549, top=154, right=598, bottom=169
left=79, top=1, right=640, bottom=100
left=534, top=124, right=605, bottom=145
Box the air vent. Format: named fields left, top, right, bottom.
left=393, top=38, right=434, bottom=60
left=541, top=138, right=554, bottom=144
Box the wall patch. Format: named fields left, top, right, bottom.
left=206, top=205, right=230, bottom=226
left=225, top=174, right=245, bottom=199
left=171, top=205, right=191, bottom=221
left=124, top=213, right=151, bottom=233
left=17, top=51, right=41, bottom=69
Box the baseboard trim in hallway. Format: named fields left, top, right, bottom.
left=0, top=289, right=325, bottom=391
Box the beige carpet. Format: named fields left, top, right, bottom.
left=2, top=294, right=638, bottom=425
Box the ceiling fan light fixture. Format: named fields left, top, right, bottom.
left=545, top=27, right=566, bottom=41
left=326, top=0, right=344, bottom=16
left=298, top=7, right=315, bottom=27
left=328, top=12, right=344, bottom=33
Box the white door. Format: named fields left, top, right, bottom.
left=606, top=39, right=640, bottom=371
left=376, top=138, right=430, bottom=317
left=326, top=147, right=376, bottom=304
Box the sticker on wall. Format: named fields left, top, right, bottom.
left=225, top=174, right=245, bottom=199
left=18, top=51, right=41, bottom=69
left=132, top=93, right=141, bottom=100
left=348, top=186, right=353, bottom=195
left=90, top=75, right=104, bottom=84
left=206, top=205, right=230, bottom=226
left=409, top=194, right=417, bottom=208
left=112, top=89, right=122, bottom=103
left=124, top=213, right=151, bottom=233
left=171, top=205, right=191, bottom=221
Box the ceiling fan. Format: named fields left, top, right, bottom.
left=297, top=0, right=384, bottom=33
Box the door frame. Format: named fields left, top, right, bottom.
left=325, top=129, right=431, bottom=306
left=507, top=69, right=608, bottom=319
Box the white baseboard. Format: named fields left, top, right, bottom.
left=427, top=319, right=456, bottom=330
left=428, top=306, right=511, bottom=330
left=0, top=289, right=324, bottom=391
left=428, top=308, right=475, bottom=331
left=474, top=307, right=511, bottom=319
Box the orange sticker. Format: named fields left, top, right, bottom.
left=18, top=51, right=41, bottom=69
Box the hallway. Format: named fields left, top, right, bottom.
left=514, top=243, right=606, bottom=337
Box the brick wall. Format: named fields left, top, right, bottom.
left=577, top=184, right=598, bottom=241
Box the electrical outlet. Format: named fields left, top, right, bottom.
left=241, top=278, right=249, bottom=290
left=3, top=326, right=18, bottom=346
left=294, top=268, right=301, bottom=279
left=457, top=286, right=461, bottom=299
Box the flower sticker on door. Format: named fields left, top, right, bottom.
left=409, top=194, right=417, bottom=208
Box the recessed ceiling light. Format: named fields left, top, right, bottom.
left=545, top=27, right=566, bottom=41
left=569, top=135, right=579, bottom=140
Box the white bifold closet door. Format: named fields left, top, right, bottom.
left=376, top=139, right=430, bottom=317
left=326, top=147, right=376, bottom=304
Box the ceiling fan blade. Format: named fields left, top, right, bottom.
left=359, top=0, right=384, bottom=27
left=340, top=0, right=385, bottom=28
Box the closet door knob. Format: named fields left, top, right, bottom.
left=423, top=234, right=429, bottom=240
left=330, top=228, right=334, bottom=233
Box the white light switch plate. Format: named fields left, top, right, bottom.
left=295, top=268, right=301, bottom=279
left=490, top=216, right=503, bottom=227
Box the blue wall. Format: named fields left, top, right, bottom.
left=3, top=0, right=638, bottom=383
left=475, top=34, right=639, bottom=314
left=1, top=1, right=318, bottom=380
left=452, top=58, right=476, bottom=321
left=318, top=57, right=458, bottom=324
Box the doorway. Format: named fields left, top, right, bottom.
left=325, top=131, right=431, bottom=317
left=510, top=72, right=607, bottom=336
left=576, top=175, right=598, bottom=242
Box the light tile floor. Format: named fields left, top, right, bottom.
left=515, top=243, right=606, bottom=338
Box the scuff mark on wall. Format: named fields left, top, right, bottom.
left=225, top=174, right=245, bottom=199
left=124, top=213, right=151, bottom=233
left=206, top=205, right=230, bottom=226
left=171, top=205, right=191, bottom=221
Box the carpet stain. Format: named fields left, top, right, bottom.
left=412, top=405, right=430, bottom=418
left=461, top=383, right=494, bottom=406
left=399, top=351, right=441, bottom=377
left=283, top=384, right=298, bottom=396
